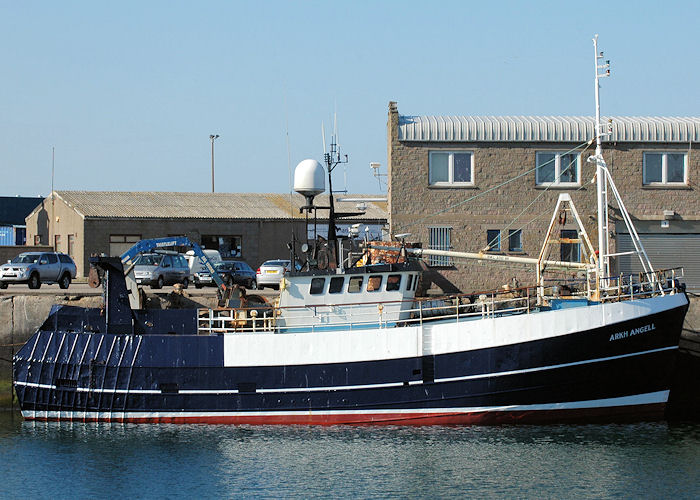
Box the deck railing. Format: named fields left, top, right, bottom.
left=196, top=268, right=685, bottom=336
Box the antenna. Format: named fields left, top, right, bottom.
left=285, top=91, right=297, bottom=265
left=335, top=111, right=348, bottom=193
left=321, top=122, right=327, bottom=155
left=323, top=131, right=349, bottom=261
left=370, top=162, right=387, bottom=191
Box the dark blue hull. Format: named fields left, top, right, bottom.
left=12, top=297, right=688, bottom=425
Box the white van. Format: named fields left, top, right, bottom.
left=185, top=249, right=222, bottom=275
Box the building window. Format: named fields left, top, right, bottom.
left=536, top=152, right=580, bottom=186
left=428, top=226, right=452, bottom=266
left=643, top=152, right=687, bottom=185
left=34, top=234, right=41, bottom=245
left=508, top=229, right=522, bottom=252
left=202, top=235, right=242, bottom=258
left=429, top=151, right=474, bottom=186
left=54, top=234, right=61, bottom=252
left=110, top=234, right=141, bottom=258
left=560, top=230, right=580, bottom=262
left=68, top=234, right=75, bottom=258
left=486, top=230, right=501, bottom=252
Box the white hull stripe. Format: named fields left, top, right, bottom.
left=21, top=391, right=669, bottom=421
left=14, top=346, right=676, bottom=395
left=437, top=345, right=677, bottom=384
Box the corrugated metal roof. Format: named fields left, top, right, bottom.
left=398, top=115, right=700, bottom=143
left=53, top=191, right=387, bottom=220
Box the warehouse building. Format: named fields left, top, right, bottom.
left=25, top=191, right=387, bottom=277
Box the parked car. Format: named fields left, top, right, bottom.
left=185, top=249, right=222, bottom=276
left=256, top=259, right=301, bottom=289
left=133, top=253, right=190, bottom=289
left=0, top=252, right=76, bottom=289
left=194, top=260, right=257, bottom=289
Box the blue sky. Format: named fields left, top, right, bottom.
left=1, top=1, right=698, bottom=197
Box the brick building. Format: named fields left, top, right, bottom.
left=25, top=191, right=387, bottom=277
left=387, top=102, right=700, bottom=292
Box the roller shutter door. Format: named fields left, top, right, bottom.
left=617, top=233, right=700, bottom=291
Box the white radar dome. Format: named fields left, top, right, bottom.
left=294, top=159, right=325, bottom=198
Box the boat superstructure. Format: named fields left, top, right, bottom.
left=12, top=36, right=690, bottom=424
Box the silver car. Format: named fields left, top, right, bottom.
left=256, top=260, right=300, bottom=289
left=0, top=252, right=77, bottom=289
left=133, top=253, right=190, bottom=289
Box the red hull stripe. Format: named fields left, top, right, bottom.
left=22, top=392, right=669, bottom=425
left=22, top=404, right=666, bottom=425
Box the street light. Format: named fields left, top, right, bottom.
left=209, top=134, right=220, bottom=192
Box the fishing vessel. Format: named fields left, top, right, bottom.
left=12, top=37, right=689, bottom=424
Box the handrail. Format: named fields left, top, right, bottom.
left=196, top=267, right=685, bottom=336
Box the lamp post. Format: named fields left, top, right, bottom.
left=209, top=134, right=219, bottom=192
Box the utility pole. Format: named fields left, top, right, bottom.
left=51, top=146, right=55, bottom=249
left=210, top=134, right=219, bottom=192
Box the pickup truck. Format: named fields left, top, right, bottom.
left=0, top=251, right=77, bottom=289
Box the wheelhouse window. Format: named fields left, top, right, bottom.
left=643, top=152, right=687, bottom=185
left=486, top=230, right=501, bottom=252
left=348, top=276, right=363, bottom=293
left=406, top=274, right=413, bottom=291
left=329, top=276, right=344, bottom=294
left=560, top=230, right=580, bottom=262
left=367, top=275, right=383, bottom=292
left=508, top=229, right=522, bottom=252
left=386, top=275, right=401, bottom=291
left=310, top=277, right=325, bottom=295
left=428, top=226, right=452, bottom=266
left=429, top=151, right=474, bottom=187
left=536, top=152, right=580, bottom=186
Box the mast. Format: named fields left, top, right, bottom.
left=593, top=34, right=611, bottom=281
left=323, top=137, right=348, bottom=268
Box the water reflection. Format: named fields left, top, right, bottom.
left=1, top=412, right=699, bottom=498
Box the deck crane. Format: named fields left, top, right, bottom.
left=90, top=236, right=229, bottom=309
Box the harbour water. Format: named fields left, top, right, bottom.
left=0, top=412, right=698, bottom=498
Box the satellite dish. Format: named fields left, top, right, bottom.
left=294, top=159, right=325, bottom=207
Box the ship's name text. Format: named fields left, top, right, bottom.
left=609, top=323, right=656, bottom=341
